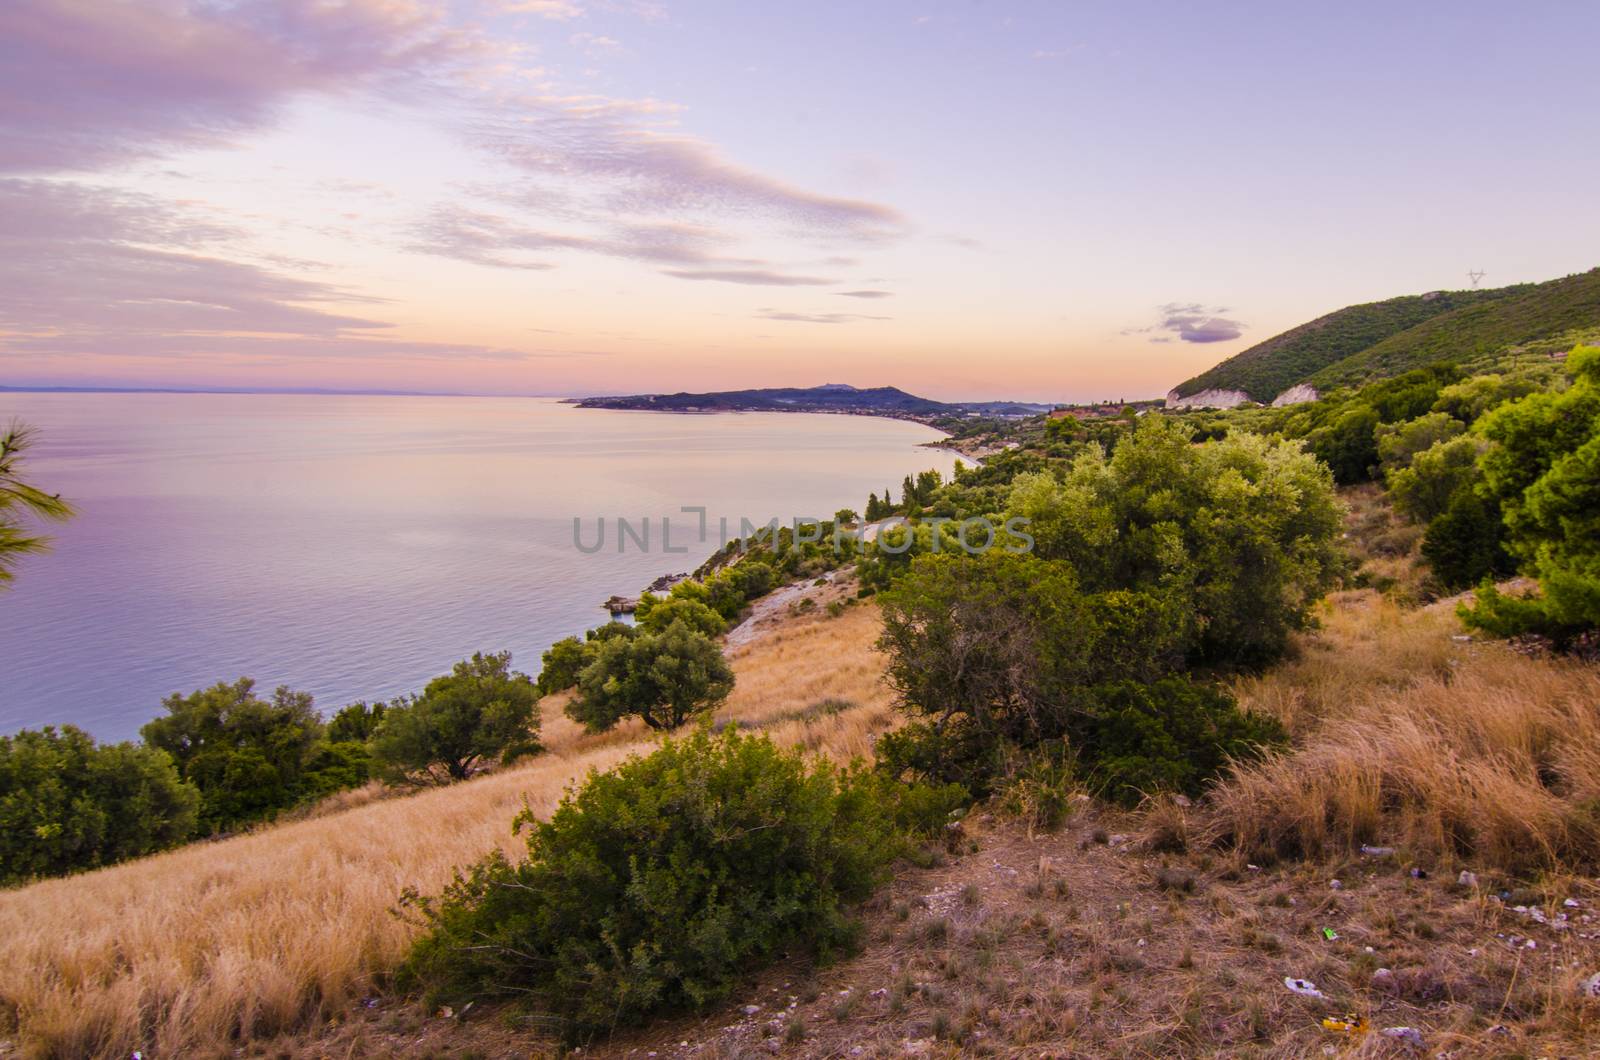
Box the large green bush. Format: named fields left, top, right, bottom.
left=1008, top=417, right=1343, bottom=665
left=1465, top=346, right=1600, bottom=638
left=1386, top=434, right=1487, bottom=523
left=142, top=679, right=324, bottom=832
left=1, top=725, right=198, bottom=884
left=1074, top=679, right=1284, bottom=805
left=401, top=729, right=899, bottom=1040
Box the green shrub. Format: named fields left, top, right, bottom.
left=875, top=718, right=1007, bottom=793
left=1387, top=434, right=1486, bottom=523
left=635, top=594, right=727, bottom=636
left=141, top=679, right=323, bottom=832
left=887, top=779, right=972, bottom=837
left=534, top=636, right=589, bottom=695
left=371, top=652, right=541, bottom=783
left=1465, top=346, right=1600, bottom=639
left=1074, top=679, right=1284, bottom=806
left=325, top=700, right=387, bottom=743
left=1422, top=487, right=1510, bottom=590
left=1, top=725, right=198, bottom=884
left=298, top=739, right=375, bottom=800
left=401, top=729, right=899, bottom=1040
left=1008, top=417, right=1343, bottom=666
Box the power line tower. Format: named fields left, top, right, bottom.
left=1467, top=269, right=1486, bottom=288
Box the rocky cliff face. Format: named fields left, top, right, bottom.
left=1271, top=384, right=1319, bottom=407
left=1165, top=388, right=1251, bottom=409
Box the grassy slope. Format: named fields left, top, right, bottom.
left=0, top=584, right=893, bottom=1060
left=1310, top=267, right=1600, bottom=389
left=277, top=593, right=1600, bottom=1059
left=9, top=499, right=1600, bottom=1057
left=1170, top=288, right=1512, bottom=402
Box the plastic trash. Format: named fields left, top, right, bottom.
left=1409, top=867, right=1428, bottom=879
left=1322, top=927, right=1339, bottom=941
left=1564, top=897, right=1580, bottom=908
left=1359, top=845, right=1395, bottom=857
left=1380, top=1027, right=1425, bottom=1047
left=1284, top=977, right=1326, bottom=998
left=1321, top=1014, right=1368, bottom=1034
left=1582, top=972, right=1600, bottom=999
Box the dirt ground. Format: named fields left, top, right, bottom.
left=261, top=805, right=1600, bottom=1059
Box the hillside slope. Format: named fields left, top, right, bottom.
left=1171, top=267, right=1600, bottom=404
left=1309, top=267, right=1600, bottom=389
left=1170, top=287, right=1514, bottom=402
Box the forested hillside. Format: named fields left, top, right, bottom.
left=1310, top=267, right=1600, bottom=388
left=1171, top=287, right=1511, bottom=402
left=1171, top=267, right=1599, bottom=403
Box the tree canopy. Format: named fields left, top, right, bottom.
left=372, top=652, right=541, bottom=783
left=568, top=620, right=734, bottom=732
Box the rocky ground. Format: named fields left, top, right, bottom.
left=260, top=804, right=1600, bottom=1059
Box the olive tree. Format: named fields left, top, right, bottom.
left=568, top=621, right=734, bottom=732
left=372, top=652, right=541, bottom=783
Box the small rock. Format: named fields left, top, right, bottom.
left=763, top=1037, right=781, bottom=1054
left=742, top=1004, right=762, bottom=1016
left=1458, top=870, right=1479, bottom=888
left=1108, top=833, right=1130, bottom=847
left=1381, top=1026, right=1425, bottom=1047
left=1582, top=972, right=1600, bottom=998
left=1329, top=879, right=1343, bottom=890
left=1173, top=794, right=1191, bottom=808
left=1564, top=897, right=1580, bottom=908
left=1360, top=845, right=1395, bottom=857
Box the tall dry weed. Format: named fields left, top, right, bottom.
left=1211, top=596, right=1600, bottom=874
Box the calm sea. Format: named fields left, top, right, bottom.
left=0, top=394, right=957, bottom=741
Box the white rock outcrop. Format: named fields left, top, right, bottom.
left=1164, top=388, right=1251, bottom=409
left=1271, top=384, right=1319, bottom=406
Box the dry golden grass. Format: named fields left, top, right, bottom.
left=1212, top=590, right=1600, bottom=874
left=0, top=602, right=895, bottom=1060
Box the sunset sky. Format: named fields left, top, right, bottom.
left=2, top=1, right=1597, bottom=402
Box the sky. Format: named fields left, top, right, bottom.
left=2, top=1, right=1597, bottom=403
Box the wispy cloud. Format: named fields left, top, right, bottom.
left=503, top=0, right=584, bottom=18
left=836, top=289, right=893, bottom=299
left=755, top=309, right=892, bottom=324
left=663, top=269, right=836, bottom=286
left=0, top=180, right=537, bottom=363
left=0, top=0, right=478, bottom=174
left=477, top=100, right=906, bottom=240
left=1125, top=302, right=1246, bottom=344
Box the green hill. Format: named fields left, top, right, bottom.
left=1308, top=268, right=1600, bottom=389
left=1170, top=287, right=1517, bottom=403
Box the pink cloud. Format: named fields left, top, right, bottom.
left=0, top=0, right=477, bottom=174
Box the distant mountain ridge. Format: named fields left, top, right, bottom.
left=574, top=384, right=1052, bottom=422
left=1170, top=268, right=1600, bottom=406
